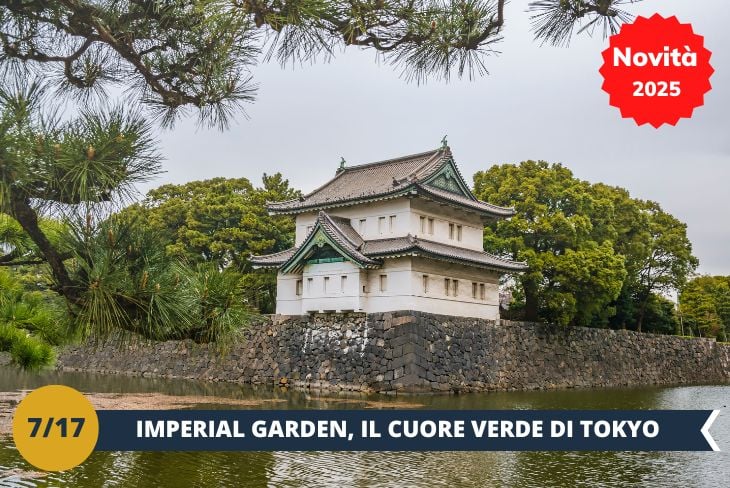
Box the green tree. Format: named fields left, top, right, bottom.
left=473, top=160, right=696, bottom=331
left=1, top=213, right=69, bottom=268
left=632, top=201, right=698, bottom=331
left=473, top=160, right=626, bottom=326
left=0, top=267, right=67, bottom=369
left=0, top=82, right=252, bottom=342
left=639, top=293, right=679, bottom=335
left=0, top=0, right=647, bottom=337
left=588, top=183, right=649, bottom=330
left=123, top=174, right=300, bottom=313
left=1, top=1, right=642, bottom=127
left=680, top=276, right=730, bottom=340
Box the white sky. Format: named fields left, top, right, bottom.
left=143, top=1, right=729, bottom=275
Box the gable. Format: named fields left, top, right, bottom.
left=280, top=219, right=381, bottom=274
left=422, top=159, right=475, bottom=200
left=282, top=229, right=344, bottom=273
left=305, top=241, right=346, bottom=264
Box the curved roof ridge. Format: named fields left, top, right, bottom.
left=318, top=211, right=364, bottom=249
left=273, top=211, right=377, bottom=271
left=414, top=183, right=516, bottom=216
left=267, top=146, right=516, bottom=219
left=342, top=147, right=443, bottom=172
left=409, top=147, right=452, bottom=181
left=359, top=236, right=528, bottom=272
left=414, top=237, right=527, bottom=266
left=268, top=147, right=445, bottom=210
left=249, top=247, right=297, bottom=267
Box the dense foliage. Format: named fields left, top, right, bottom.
left=680, top=276, right=730, bottom=340
left=0, top=82, right=255, bottom=345
left=123, top=175, right=299, bottom=313
left=1, top=1, right=642, bottom=128
left=473, top=161, right=698, bottom=332
left=0, top=267, right=67, bottom=369
left=1, top=0, right=723, bottom=357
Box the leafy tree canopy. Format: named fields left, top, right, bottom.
left=680, top=276, right=730, bottom=340
left=126, top=174, right=299, bottom=269
left=122, top=174, right=300, bottom=313
left=474, top=160, right=697, bottom=330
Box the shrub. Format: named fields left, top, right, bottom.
left=10, top=335, right=55, bottom=370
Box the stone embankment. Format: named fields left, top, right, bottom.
left=57, top=311, right=730, bottom=393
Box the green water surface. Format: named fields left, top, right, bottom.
left=0, top=369, right=727, bottom=487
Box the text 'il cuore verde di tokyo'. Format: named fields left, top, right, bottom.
left=136, top=419, right=660, bottom=441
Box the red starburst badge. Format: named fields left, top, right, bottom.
left=599, top=14, right=714, bottom=128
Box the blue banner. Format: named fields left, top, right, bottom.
left=95, top=409, right=720, bottom=452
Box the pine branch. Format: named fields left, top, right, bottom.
left=1, top=0, right=642, bottom=126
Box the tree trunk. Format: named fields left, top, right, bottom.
left=523, top=280, right=539, bottom=322
left=636, top=298, right=647, bottom=332
left=9, top=190, right=81, bottom=304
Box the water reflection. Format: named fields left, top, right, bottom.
left=0, top=369, right=727, bottom=487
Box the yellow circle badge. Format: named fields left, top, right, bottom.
left=12, top=385, right=99, bottom=471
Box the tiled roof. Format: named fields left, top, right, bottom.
left=325, top=214, right=364, bottom=248
left=249, top=247, right=296, bottom=267
left=252, top=212, right=527, bottom=273
left=266, top=147, right=514, bottom=218
left=362, top=235, right=529, bottom=272
left=317, top=212, right=377, bottom=266
left=414, top=183, right=515, bottom=217
left=250, top=211, right=379, bottom=269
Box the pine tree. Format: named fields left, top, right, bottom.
left=1, top=1, right=642, bottom=128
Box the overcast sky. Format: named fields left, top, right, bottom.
left=146, top=0, right=729, bottom=276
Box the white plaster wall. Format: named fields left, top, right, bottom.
left=326, top=199, right=412, bottom=241
left=277, top=257, right=501, bottom=319
left=361, top=257, right=500, bottom=320
left=294, top=197, right=486, bottom=253
left=408, top=257, right=500, bottom=320
left=294, top=200, right=411, bottom=245
left=410, top=199, right=485, bottom=251
left=301, top=261, right=363, bottom=313
left=360, top=257, right=414, bottom=313
left=276, top=272, right=303, bottom=315
left=294, top=211, right=318, bottom=246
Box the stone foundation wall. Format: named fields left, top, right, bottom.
left=57, top=311, right=730, bottom=393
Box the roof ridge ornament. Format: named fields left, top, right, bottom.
left=440, top=135, right=448, bottom=149
left=337, top=157, right=346, bottom=173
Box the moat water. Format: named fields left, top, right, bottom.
left=0, top=369, right=728, bottom=487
